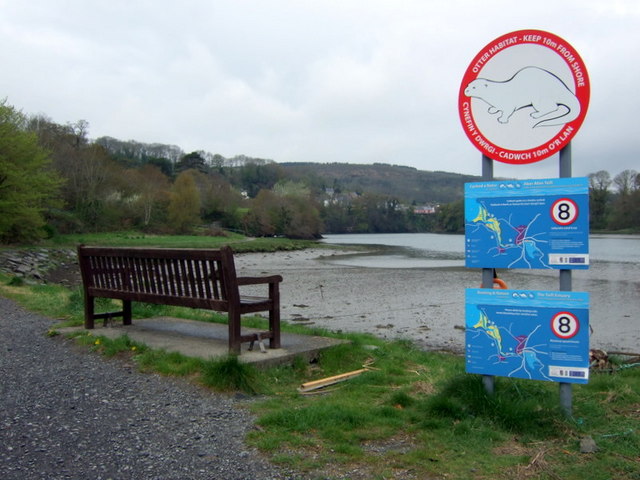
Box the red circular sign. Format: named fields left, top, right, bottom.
left=551, top=311, right=580, bottom=339
left=459, top=30, right=590, bottom=164
left=551, top=198, right=579, bottom=225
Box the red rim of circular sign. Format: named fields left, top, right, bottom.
left=458, top=29, right=590, bottom=164
left=551, top=197, right=579, bottom=226
left=550, top=311, right=580, bottom=339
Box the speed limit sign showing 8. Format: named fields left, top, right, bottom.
left=551, top=311, right=580, bottom=339
left=551, top=198, right=579, bottom=226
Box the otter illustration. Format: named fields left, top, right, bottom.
left=464, top=66, right=580, bottom=128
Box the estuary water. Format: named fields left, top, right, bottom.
left=322, top=232, right=639, bottom=270
left=320, top=233, right=640, bottom=352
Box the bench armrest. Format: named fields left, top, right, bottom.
left=237, top=275, right=283, bottom=286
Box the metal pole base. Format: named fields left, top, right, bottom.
left=482, top=375, right=495, bottom=395
left=559, top=382, right=572, bottom=417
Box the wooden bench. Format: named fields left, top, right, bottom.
left=77, top=245, right=282, bottom=354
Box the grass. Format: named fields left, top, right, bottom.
left=245, top=344, right=640, bottom=479
left=35, top=230, right=322, bottom=252
left=1, top=260, right=639, bottom=478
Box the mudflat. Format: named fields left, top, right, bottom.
left=234, top=248, right=640, bottom=354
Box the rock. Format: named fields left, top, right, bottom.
left=580, top=435, right=598, bottom=453
left=0, top=248, right=80, bottom=286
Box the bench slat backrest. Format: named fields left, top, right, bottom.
left=77, top=246, right=239, bottom=310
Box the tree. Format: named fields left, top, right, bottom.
left=609, top=169, right=640, bottom=230
left=244, top=183, right=322, bottom=239
left=167, top=171, right=201, bottom=233
left=94, top=136, right=184, bottom=171
left=272, top=181, right=322, bottom=238
left=126, top=164, right=170, bottom=228
left=237, top=161, right=283, bottom=197
left=613, top=169, right=638, bottom=196
left=435, top=200, right=464, bottom=233
left=28, top=116, right=125, bottom=230
left=0, top=101, right=62, bottom=242
left=588, top=170, right=611, bottom=230
left=243, top=190, right=277, bottom=237
left=189, top=170, right=244, bottom=228
left=176, top=151, right=207, bottom=174
left=321, top=202, right=350, bottom=233
left=145, top=156, right=174, bottom=177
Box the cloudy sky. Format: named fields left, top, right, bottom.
left=1, top=0, right=638, bottom=180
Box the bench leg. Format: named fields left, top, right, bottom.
left=123, top=300, right=132, bottom=325
left=269, top=283, right=281, bottom=349
left=268, top=304, right=281, bottom=349
left=84, top=295, right=95, bottom=329
left=228, top=308, right=241, bottom=355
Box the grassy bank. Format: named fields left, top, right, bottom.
left=1, top=238, right=639, bottom=478
left=38, top=230, right=321, bottom=252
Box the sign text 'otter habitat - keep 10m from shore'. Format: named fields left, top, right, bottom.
left=458, top=30, right=590, bottom=164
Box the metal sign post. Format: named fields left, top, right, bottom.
left=559, top=143, right=573, bottom=416
left=481, top=154, right=496, bottom=395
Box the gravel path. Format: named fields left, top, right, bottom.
left=0, top=297, right=296, bottom=480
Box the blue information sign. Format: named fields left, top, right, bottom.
left=465, top=177, right=589, bottom=269
left=465, top=288, right=590, bottom=383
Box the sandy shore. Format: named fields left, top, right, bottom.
left=234, top=248, right=640, bottom=354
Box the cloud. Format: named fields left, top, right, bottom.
left=1, top=0, right=638, bottom=179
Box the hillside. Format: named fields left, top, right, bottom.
left=92, top=135, right=477, bottom=205
left=278, top=162, right=480, bottom=204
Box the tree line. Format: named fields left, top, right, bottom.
left=0, top=100, right=462, bottom=242
left=0, top=99, right=638, bottom=243
left=588, top=169, right=640, bottom=231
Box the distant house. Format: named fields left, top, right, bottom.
left=413, top=205, right=438, bottom=215
left=323, top=190, right=360, bottom=207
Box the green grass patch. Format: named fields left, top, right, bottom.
left=0, top=274, right=82, bottom=323
left=2, top=272, right=639, bottom=479
left=38, top=230, right=322, bottom=252
left=200, top=356, right=262, bottom=394
left=71, top=331, right=147, bottom=356
left=136, top=348, right=202, bottom=376
left=247, top=343, right=640, bottom=479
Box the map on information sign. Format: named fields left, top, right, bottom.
left=465, top=177, right=589, bottom=269
left=465, top=289, right=590, bottom=384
